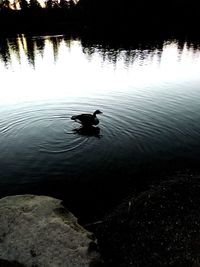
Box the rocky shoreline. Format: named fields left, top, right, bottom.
left=0, top=195, right=101, bottom=267
left=0, top=175, right=200, bottom=267
left=89, top=175, right=200, bottom=267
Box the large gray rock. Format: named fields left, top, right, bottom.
left=0, top=195, right=101, bottom=267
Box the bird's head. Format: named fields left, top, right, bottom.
left=93, top=110, right=103, bottom=115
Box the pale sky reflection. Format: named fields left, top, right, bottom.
left=0, top=36, right=200, bottom=105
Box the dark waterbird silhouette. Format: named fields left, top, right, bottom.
left=71, top=110, right=102, bottom=126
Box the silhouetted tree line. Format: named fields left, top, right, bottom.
left=76, top=0, right=200, bottom=31
left=0, top=0, right=75, bottom=10
left=0, top=0, right=200, bottom=34
left=0, top=0, right=77, bottom=34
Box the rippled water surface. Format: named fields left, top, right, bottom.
left=1, top=34, right=200, bottom=218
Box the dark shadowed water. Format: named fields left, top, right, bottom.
left=1, top=34, right=200, bottom=221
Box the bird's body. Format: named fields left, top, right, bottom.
left=71, top=110, right=102, bottom=126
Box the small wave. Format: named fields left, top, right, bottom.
left=38, top=137, right=88, bottom=154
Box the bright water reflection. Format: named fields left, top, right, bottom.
left=1, top=34, right=200, bottom=218
left=1, top=35, right=200, bottom=104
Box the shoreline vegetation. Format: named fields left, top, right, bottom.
left=0, top=0, right=200, bottom=37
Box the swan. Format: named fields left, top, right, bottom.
left=71, top=110, right=102, bottom=126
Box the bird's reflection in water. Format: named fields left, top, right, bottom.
left=73, top=125, right=102, bottom=139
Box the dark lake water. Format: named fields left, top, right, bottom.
left=1, top=34, right=200, bottom=221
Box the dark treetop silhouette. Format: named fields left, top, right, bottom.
left=0, top=0, right=200, bottom=35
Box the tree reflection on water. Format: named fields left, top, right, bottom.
left=1, top=34, right=200, bottom=69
